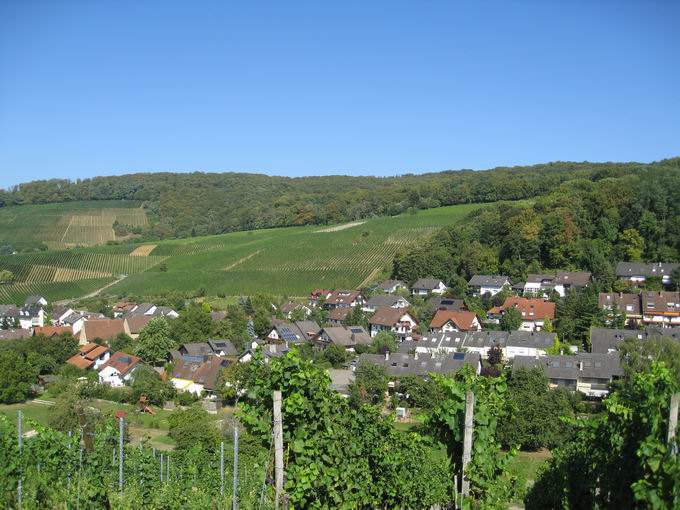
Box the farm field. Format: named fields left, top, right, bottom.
left=0, top=200, right=148, bottom=250
left=0, top=202, right=493, bottom=302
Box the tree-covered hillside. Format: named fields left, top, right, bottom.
left=2, top=159, right=676, bottom=240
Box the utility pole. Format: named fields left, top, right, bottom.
left=233, top=426, right=239, bottom=510
left=273, top=390, right=284, bottom=509
left=220, top=441, right=225, bottom=497
left=461, top=390, right=475, bottom=498
left=669, top=393, right=679, bottom=455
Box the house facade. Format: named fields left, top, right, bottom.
left=98, top=352, right=141, bottom=387
left=411, top=278, right=447, bottom=296
left=429, top=310, right=481, bottom=333
left=488, top=297, right=556, bottom=332
left=467, top=275, right=511, bottom=297
left=616, top=262, right=679, bottom=285
left=368, top=307, right=418, bottom=339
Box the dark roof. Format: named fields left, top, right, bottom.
left=598, top=292, right=641, bottom=315
left=179, top=342, right=214, bottom=357
left=207, top=339, right=239, bottom=356
left=616, top=262, right=679, bottom=279
left=269, top=319, right=318, bottom=344
left=506, top=331, right=556, bottom=349
left=412, top=278, right=445, bottom=290
left=377, top=280, right=406, bottom=291
left=428, top=297, right=465, bottom=312
left=464, top=330, right=509, bottom=349
left=25, top=295, right=46, bottom=305
left=590, top=327, right=680, bottom=354
left=468, top=275, right=511, bottom=287
left=554, top=272, right=592, bottom=287
left=329, top=307, right=352, bottom=322
left=513, top=353, right=622, bottom=381
left=0, top=304, right=20, bottom=318
left=357, top=351, right=480, bottom=377
left=318, top=326, right=372, bottom=347
left=641, top=291, right=680, bottom=314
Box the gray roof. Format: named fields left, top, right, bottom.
left=327, top=368, right=355, bottom=394
left=0, top=329, right=32, bottom=340
left=25, top=295, right=46, bottom=305
left=207, top=339, right=239, bottom=356
left=365, top=294, right=409, bottom=308
left=399, top=332, right=467, bottom=353
left=590, top=327, right=680, bottom=354
left=464, top=330, right=509, bottom=350
left=468, top=275, right=511, bottom=287
left=0, top=305, right=20, bottom=318
left=554, top=272, right=592, bottom=287
left=270, top=319, right=321, bottom=344
left=377, top=280, right=406, bottom=291
left=427, top=297, right=465, bottom=312
left=412, top=278, right=445, bottom=290
left=317, top=326, right=372, bottom=348
left=357, top=351, right=480, bottom=378
left=179, top=342, right=214, bottom=357
left=513, top=353, right=623, bottom=381
left=616, top=262, right=679, bottom=279
left=507, top=331, right=556, bottom=349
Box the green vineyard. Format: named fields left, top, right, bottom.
left=0, top=202, right=488, bottom=302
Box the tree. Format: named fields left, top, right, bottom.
left=168, top=405, right=220, bottom=451
left=0, top=351, right=37, bottom=403
left=617, top=228, right=645, bottom=262
left=487, top=344, right=504, bottom=366
left=348, top=361, right=387, bottom=407
left=135, top=317, right=175, bottom=365
left=369, top=331, right=398, bottom=354
left=619, top=336, right=680, bottom=387
left=108, top=333, right=134, bottom=354
left=0, top=270, right=14, bottom=284
left=671, top=266, right=680, bottom=291
left=500, top=307, right=522, bottom=331
left=217, top=361, right=252, bottom=405
left=497, top=367, right=574, bottom=450
left=130, top=365, right=176, bottom=405
left=170, top=303, right=213, bottom=343
left=322, top=344, right=347, bottom=368
left=398, top=375, right=446, bottom=410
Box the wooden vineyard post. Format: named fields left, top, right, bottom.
left=273, top=390, right=284, bottom=509
left=461, top=390, right=475, bottom=499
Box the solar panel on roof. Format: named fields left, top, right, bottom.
left=453, top=352, right=465, bottom=360
left=350, top=327, right=363, bottom=333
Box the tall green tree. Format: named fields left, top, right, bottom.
left=135, top=317, right=175, bottom=364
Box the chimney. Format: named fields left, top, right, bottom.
left=385, top=351, right=390, bottom=361
left=578, top=361, right=583, bottom=371
left=414, top=352, right=419, bottom=360
left=269, top=344, right=276, bottom=354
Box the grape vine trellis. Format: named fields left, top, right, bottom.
left=0, top=414, right=274, bottom=510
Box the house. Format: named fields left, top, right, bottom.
left=598, top=292, right=642, bottom=327
left=313, top=326, right=372, bottom=351
left=325, top=290, right=363, bottom=309
left=98, top=352, right=141, bottom=387
left=411, top=278, right=447, bottom=296
left=61, top=310, right=105, bottom=335
left=590, top=327, right=680, bottom=354
left=207, top=339, right=239, bottom=358
left=368, top=307, right=418, bottom=339
left=239, top=342, right=290, bottom=363
left=308, top=289, right=332, bottom=307
left=280, top=302, right=312, bottom=319
left=0, top=304, right=21, bottom=328
left=512, top=353, right=622, bottom=398
left=357, top=351, right=481, bottom=383
left=430, top=310, right=481, bottom=333
left=52, top=305, right=75, bottom=325
left=327, top=368, right=355, bottom=396
left=328, top=307, right=352, bottom=325
left=362, top=294, right=411, bottom=314
left=112, top=301, right=136, bottom=317
left=641, top=291, right=680, bottom=327
left=124, top=315, right=154, bottom=338
left=467, top=275, right=511, bottom=297
left=33, top=325, right=73, bottom=337
left=128, top=303, right=178, bottom=318
left=79, top=318, right=126, bottom=344
left=377, top=279, right=407, bottom=293
left=461, top=331, right=509, bottom=358
left=266, top=319, right=321, bottom=344
left=488, top=297, right=556, bottom=331
left=505, top=331, right=556, bottom=359
left=398, top=331, right=468, bottom=355
left=522, top=272, right=591, bottom=297
left=427, top=297, right=465, bottom=312
left=18, top=305, right=45, bottom=330
left=25, top=295, right=48, bottom=307
left=616, top=262, right=679, bottom=285
left=67, top=343, right=111, bottom=370
left=170, top=355, right=229, bottom=395
left=0, top=329, right=32, bottom=340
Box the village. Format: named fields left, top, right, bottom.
left=1, top=261, right=678, bottom=409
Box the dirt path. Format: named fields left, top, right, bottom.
left=359, top=267, right=382, bottom=288
left=223, top=250, right=263, bottom=271
left=53, top=274, right=127, bottom=305
left=314, top=221, right=366, bottom=233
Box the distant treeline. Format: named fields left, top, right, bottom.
left=392, top=160, right=680, bottom=288
left=1, top=159, right=677, bottom=239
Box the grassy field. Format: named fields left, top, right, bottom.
left=0, top=200, right=147, bottom=250
left=0, top=202, right=488, bottom=303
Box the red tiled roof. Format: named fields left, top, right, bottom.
left=498, top=297, right=556, bottom=321
left=33, top=325, right=73, bottom=337
left=67, top=353, right=95, bottom=370
left=430, top=310, right=479, bottom=331
left=81, top=319, right=125, bottom=340
left=369, top=307, right=413, bottom=327
left=99, top=351, right=141, bottom=376
left=329, top=307, right=352, bottom=321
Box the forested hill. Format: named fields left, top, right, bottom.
left=1, top=158, right=678, bottom=240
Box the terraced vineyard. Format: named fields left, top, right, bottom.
left=0, top=202, right=492, bottom=303
left=0, top=200, right=148, bottom=250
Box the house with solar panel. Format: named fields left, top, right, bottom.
left=313, top=325, right=372, bottom=352
left=266, top=319, right=321, bottom=345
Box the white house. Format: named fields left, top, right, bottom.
left=362, top=294, right=411, bottom=314
left=411, top=278, right=447, bottom=296
left=98, top=352, right=141, bottom=387
left=504, top=331, right=555, bottom=359
left=467, top=275, right=511, bottom=297
left=368, top=307, right=418, bottom=339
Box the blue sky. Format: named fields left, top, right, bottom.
left=1, top=1, right=679, bottom=188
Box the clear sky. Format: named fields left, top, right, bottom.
left=1, top=1, right=679, bottom=188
